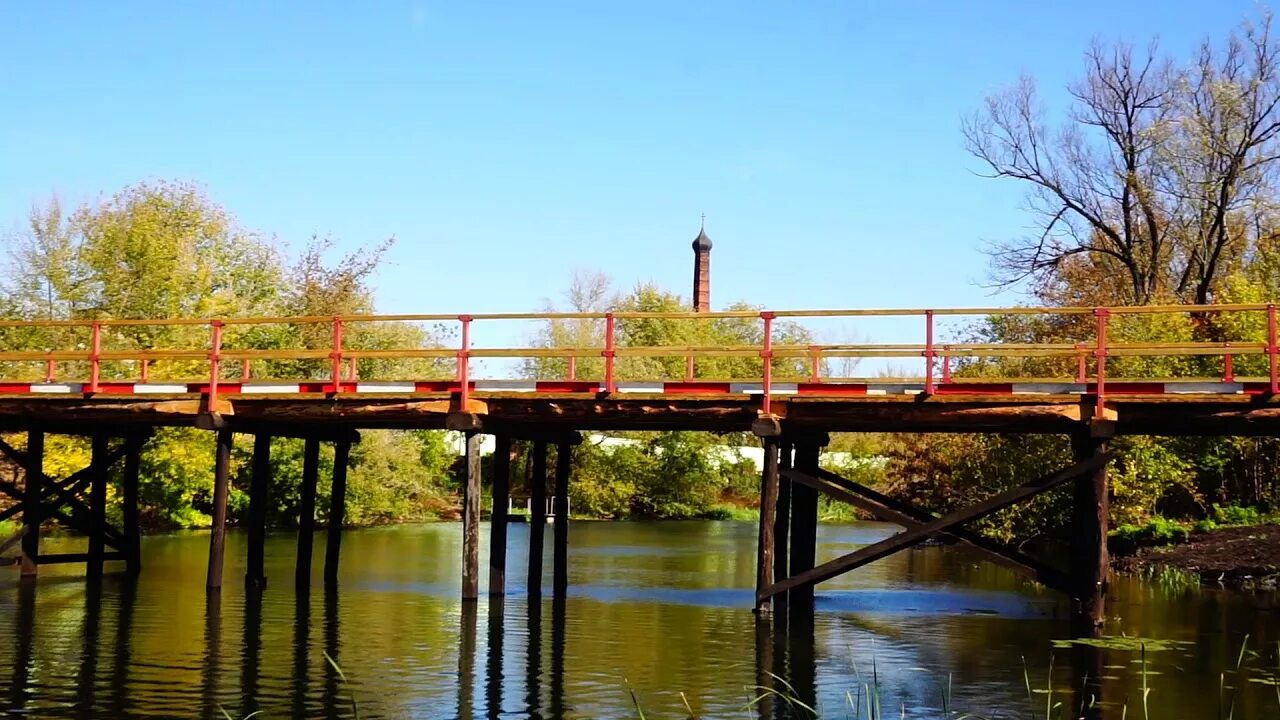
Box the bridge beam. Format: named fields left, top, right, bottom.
left=528, top=440, right=548, bottom=596
left=753, top=437, right=780, bottom=614
left=246, top=434, right=271, bottom=590
left=787, top=435, right=826, bottom=608
left=1071, top=424, right=1112, bottom=626
left=21, top=429, right=43, bottom=577
left=773, top=442, right=793, bottom=587
left=553, top=440, right=572, bottom=595
left=206, top=428, right=233, bottom=590
left=295, top=437, right=320, bottom=589
left=489, top=434, right=512, bottom=597
left=324, top=437, right=352, bottom=586
left=462, top=432, right=482, bottom=600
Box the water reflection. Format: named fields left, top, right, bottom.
left=1, top=523, right=1277, bottom=719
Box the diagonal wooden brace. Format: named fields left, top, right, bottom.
left=783, top=466, right=1072, bottom=595
left=0, top=439, right=129, bottom=548
left=759, top=451, right=1113, bottom=602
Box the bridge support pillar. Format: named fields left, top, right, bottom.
left=122, top=435, right=143, bottom=575
left=754, top=437, right=780, bottom=613
left=206, top=429, right=234, bottom=590
left=462, top=432, right=482, bottom=600
left=552, top=441, right=572, bottom=595
left=246, top=434, right=271, bottom=589
left=773, top=442, right=793, bottom=586
left=324, top=438, right=352, bottom=586
left=1070, top=425, right=1110, bottom=626
left=789, top=437, right=825, bottom=608
left=489, top=435, right=512, bottom=597
left=19, top=429, right=44, bottom=577
left=528, top=440, right=548, bottom=596
left=295, top=437, right=320, bottom=589
left=86, top=434, right=109, bottom=579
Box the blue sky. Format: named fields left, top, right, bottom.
left=0, top=1, right=1266, bottom=327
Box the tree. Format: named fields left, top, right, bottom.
left=964, top=12, right=1280, bottom=306
left=0, top=181, right=460, bottom=530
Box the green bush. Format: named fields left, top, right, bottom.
left=1211, top=504, right=1263, bottom=526
left=1109, top=516, right=1191, bottom=555
left=1193, top=518, right=1218, bottom=533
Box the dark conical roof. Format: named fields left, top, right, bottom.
left=692, top=224, right=712, bottom=251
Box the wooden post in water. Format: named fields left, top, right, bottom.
left=324, top=438, right=352, bottom=586
left=489, top=434, right=512, bottom=597
left=122, top=435, right=143, bottom=575
left=528, top=440, right=548, bottom=596
left=789, top=439, right=823, bottom=607
left=754, top=437, right=780, bottom=613
left=773, top=441, right=792, bottom=585
left=1070, top=426, right=1110, bottom=626
left=246, top=434, right=271, bottom=589
left=20, top=428, right=44, bottom=577
left=552, top=441, right=571, bottom=595
left=462, top=432, right=482, bottom=600
left=206, top=428, right=234, bottom=590
left=86, top=433, right=110, bottom=578
left=295, top=437, right=320, bottom=589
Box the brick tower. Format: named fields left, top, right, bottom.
left=692, top=218, right=712, bottom=312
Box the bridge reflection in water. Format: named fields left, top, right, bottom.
left=0, top=577, right=1119, bottom=720
left=5, top=521, right=1279, bottom=719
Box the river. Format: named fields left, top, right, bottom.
left=1, top=521, right=1277, bottom=718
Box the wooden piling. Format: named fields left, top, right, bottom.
left=246, top=434, right=271, bottom=589
left=122, top=435, right=143, bottom=575
left=86, top=434, right=109, bottom=578
left=462, top=432, right=482, bottom=600
left=754, top=437, right=780, bottom=613
left=489, top=434, right=512, bottom=596
left=20, top=428, right=44, bottom=577
left=553, top=441, right=571, bottom=595
left=773, top=441, right=792, bottom=585
left=528, top=440, right=548, bottom=596
left=789, top=441, right=821, bottom=607
left=1070, top=427, right=1110, bottom=626
left=296, top=437, right=320, bottom=589
left=206, top=429, right=234, bottom=590
left=324, top=438, right=351, bottom=586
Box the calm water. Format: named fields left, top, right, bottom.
left=1, top=521, right=1277, bottom=719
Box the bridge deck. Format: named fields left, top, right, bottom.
left=2, top=381, right=1277, bottom=435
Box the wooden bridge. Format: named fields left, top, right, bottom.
left=4, top=302, right=1280, bottom=625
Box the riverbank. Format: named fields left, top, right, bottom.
left=1114, top=524, right=1280, bottom=589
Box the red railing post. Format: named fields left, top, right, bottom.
left=88, top=321, right=102, bottom=393
left=140, top=358, right=149, bottom=383
left=457, top=315, right=472, bottom=409
left=923, top=310, right=936, bottom=395
left=567, top=356, right=577, bottom=381
left=603, top=313, right=616, bottom=394
left=1094, top=308, right=1109, bottom=415
left=760, top=311, right=775, bottom=415
left=685, top=355, right=695, bottom=382
left=208, top=320, right=224, bottom=408
left=808, top=345, right=821, bottom=383
left=348, top=356, right=358, bottom=382
left=241, top=358, right=251, bottom=381
left=1269, top=304, right=1278, bottom=394
left=330, top=316, right=344, bottom=393
left=1223, top=343, right=1234, bottom=383
left=1075, top=343, right=1087, bottom=383
left=941, top=347, right=952, bottom=384
left=44, top=356, right=55, bottom=383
